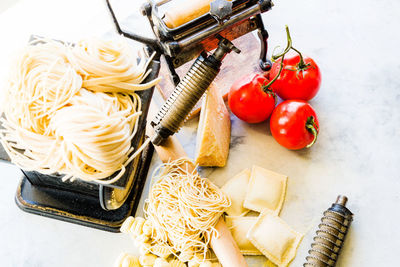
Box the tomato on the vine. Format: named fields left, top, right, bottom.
left=270, top=100, right=319, bottom=150
left=228, top=73, right=276, bottom=123
left=269, top=52, right=321, bottom=101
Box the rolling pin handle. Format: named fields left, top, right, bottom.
left=211, top=219, right=248, bottom=267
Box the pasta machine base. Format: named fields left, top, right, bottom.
left=14, top=143, right=154, bottom=232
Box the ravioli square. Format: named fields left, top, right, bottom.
left=243, top=165, right=287, bottom=214
left=222, top=169, right=251, bottom=216
left=247, top=211, right=303, bottom=267
left=225, top=216, right=262, bottom=255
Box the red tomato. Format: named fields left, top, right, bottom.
left=269, top=52, right=321, bottom=101
left=228, top=73, right=276, bottom=123
left=270, top=100, right=319, bottom=150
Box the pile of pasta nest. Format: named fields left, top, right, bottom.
left=115, top=159, right=304, bottom=267
left=0, top=37, right=160, bottom=184
left=116, top=158, right=230, bottom=267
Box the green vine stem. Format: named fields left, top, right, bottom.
left=271, top=26, right=293, bottom=60
left=262, top=54, right=285, bottom=93
left=261, top=82, right=277, bottom=105
left=291, top=47, right=307, bottom=69
left=305, top=116, right=318, bottom=148
left=263, top=25, right=309, bottom=91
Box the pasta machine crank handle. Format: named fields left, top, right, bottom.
left=151, top=36, right=240, bottom=146
left=105, top=0, right=161, bottom=51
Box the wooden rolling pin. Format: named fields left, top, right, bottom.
left=146, top=106, right=247, bottom=267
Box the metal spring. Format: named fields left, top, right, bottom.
left=153, top=55, right=218, bottom=133
left=304, top=195, right=353, bottom=267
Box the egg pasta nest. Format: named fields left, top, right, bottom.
left=0, top=37, right=160, bottom=184
left=145, top=158, right=231, bottom=261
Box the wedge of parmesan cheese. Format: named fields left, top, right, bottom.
left=195, top=83, right=231, bottom=167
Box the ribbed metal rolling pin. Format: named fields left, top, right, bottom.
left=304, top=195, right=354, bottom=267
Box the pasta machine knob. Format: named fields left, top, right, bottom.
left=304, top=195, right=354, bottom=267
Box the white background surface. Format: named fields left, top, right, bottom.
left=0, top=0, right=399, bottom=266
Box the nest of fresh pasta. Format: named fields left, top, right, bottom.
left=120, top=158, right=231, bottom=266
left=0, top=37, right=160, bottom=184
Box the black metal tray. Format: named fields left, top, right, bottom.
left=15, top=143, right=154, bottom=232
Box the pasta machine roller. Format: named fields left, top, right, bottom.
left=106, top=0, right=274, bottom=145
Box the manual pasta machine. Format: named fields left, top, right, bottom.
left=106, top=0, right=274, bottom=144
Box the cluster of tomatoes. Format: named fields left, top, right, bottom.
left=228, top=27, right=321, bottom=150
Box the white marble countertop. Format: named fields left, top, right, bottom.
left=0, top=0, right=399, bottom=266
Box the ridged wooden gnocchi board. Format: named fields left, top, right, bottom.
left=156, top=33, right=263, bottom=120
